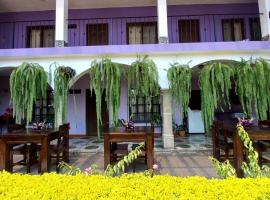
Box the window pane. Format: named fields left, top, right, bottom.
left=250, top=18, right=261, bottom=41
left=234, top=21, right=243, bottom=41
left=179, top=19, right=200, bottom=43
left=128, top=25, right=142, bottom=44
left=142, top=24, right=156, bottom=44
left=223, top=21, right=232, bottom=41
left=29, top=29, right=41, bottom=48
left=87, top=23, right=109, bottom=46
left=43, top=28, right=55, bottom=47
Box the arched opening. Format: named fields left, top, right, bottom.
left=67, top=63, right=162, bottom=137
left=188, top=60, right=242, bottom=134
left=0, top=67, right=15, bottom=132
left=0, top=67, right=54, bottom=132
left=67, top=65, right=128, bottom=136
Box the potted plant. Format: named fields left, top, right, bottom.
left=151, top=114, right=162, bottom=134
left=173, top=122, right=186, bottom=137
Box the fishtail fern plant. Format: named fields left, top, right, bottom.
left=128, top=55, right=160, bottom=113
left=199, top=62, right=234, bottom=133
left=53, top=64, right=76, bottom=127
left=10, top=62, right=48, bottom=125
left=167, top=62, right=191, bottom=120
left=89, top=58, right=122, bottom=139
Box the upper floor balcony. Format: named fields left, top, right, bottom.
left=0, top=0, right=269, bottom=56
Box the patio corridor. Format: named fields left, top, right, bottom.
left=12, top=134, right=218, bottom=178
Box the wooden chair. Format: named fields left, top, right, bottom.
left=8, top=124, right=36, bottom=173
left=212, top=121, right=234, bottom=161
left=257, top=120, right=270, bottom=163
left=49, top=123, right=70, bottom=173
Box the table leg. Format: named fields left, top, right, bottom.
left=233, top=131, right=243, bottom=177
left=0, top=140, right=11, bottom=172
left=104, top=134, right=111, bottom=170
left=212, top=127, right=220, bottom=159
left=146, top=134, right=154, bottom=169
left=63, top=135, right=69, bottom=163
left=40, top=137, right=50, bottom=173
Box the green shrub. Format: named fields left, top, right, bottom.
left=1, top=172, right=270, bottom=200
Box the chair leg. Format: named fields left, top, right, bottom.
left=9, top=151, right=13, bottom=173
left=26, top=148, right=31, bottom=173
left=56, top=152, right=60, bottom=173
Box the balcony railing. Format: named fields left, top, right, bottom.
left=0, top=13, right=262, bottom=49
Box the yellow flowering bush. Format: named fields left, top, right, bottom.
left=1, top=172, right=270, bottom=200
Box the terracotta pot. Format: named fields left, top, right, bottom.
left=179, top=130, right=185, bottom=137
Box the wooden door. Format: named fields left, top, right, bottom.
left=86, top=89, right=109, bottom=136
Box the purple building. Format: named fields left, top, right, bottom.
left=0, top=0, right=270, bottom=148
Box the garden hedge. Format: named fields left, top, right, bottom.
left=1, top=172, right=270, bottom=200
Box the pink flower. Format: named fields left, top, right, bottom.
left=84, top=167, right=92, bottom=175
left=153, top=164, right=159, bottom=170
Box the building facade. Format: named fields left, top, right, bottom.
left=0, top=0, right=270, bottom=148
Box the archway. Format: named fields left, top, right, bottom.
left=188, top=59, right=242, bottom=134
left=67, top=65, right=129, bottom=136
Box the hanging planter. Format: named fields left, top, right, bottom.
left=167, top=62, right=191, bottom=121
left=53, top=65, right=76, bottom=127
left=199, top=62, right=234, bottom=133
left=128, top=55, right=160, bottom=114
left=254, top=59, right=270, bottom=120
left=10, top=62, right=48, bottom=125
left=89, top=58, right=122, bottom=139
left=235, top=58, right=270, bottom=120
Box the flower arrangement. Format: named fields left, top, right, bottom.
left=0, top=108, right=13, bottom=122
left=33, top=121, right=47, bottom=130
left=120, top=119, right=135, bottom=130
left=237, top=117, right=254, bottom=127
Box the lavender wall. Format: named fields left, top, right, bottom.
left=0, top=77, right=11, bottom=115
left=67, top=73, right=128, bottom=135
left=0, top=3, right=259, bottom=49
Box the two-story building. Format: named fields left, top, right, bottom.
left=0, top=0, right=270, bottom=148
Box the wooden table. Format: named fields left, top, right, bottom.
left=232, top=126, right=270, bottom=177
left=104, top=127, right=154, bottom=170
left=0, top=129, right=60, bottom=173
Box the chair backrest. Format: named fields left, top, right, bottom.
left=8, top=124, right=25, bottom=133
left=57, top=123, right=70, bottom=147
left=258, top=120, right=270, bottom=128
left=213, top=121, right=228, bottom=143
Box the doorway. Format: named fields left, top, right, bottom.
left=85, top=89, right=109, bottom=136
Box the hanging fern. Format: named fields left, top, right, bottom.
left=89, top=58, right=121, bottom=139
left=253, top=59, right=270, bottom=120
left=234, top=59, right=256, bottom=118
left=10, top=62, right=48, bottom=125
left=167, top=62, right=191, bottom=120
left=128, top=55, right=160, bottom=114
left=199, top=62, right=234, bottom=133
left=53, top=65, right=76, bottom=127
left=235, top=58, right=270, bottom=119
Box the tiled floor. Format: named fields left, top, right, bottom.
left=69, top=134, right=213, bottom=153
left=12, top=134, right=218, bottom=177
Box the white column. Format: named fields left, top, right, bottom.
left=157, top=0, right=169, bottom=43
left=55, top=0, right=68, bottom=47
left=162, top=90, right=174, bottom=149
left=258, top=0, right=270, bottom=40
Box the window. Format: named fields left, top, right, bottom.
left=178, top=19, right=200, bottom=43
left=27, top=26, right=55, bottom=48
left=222, top=19, right=245, bottom=41
left=87, top=23, right=108, bottom=46
left=129, top=96, right=160, bottom=123
left=127, top=22, right=157, bottom=44
left=33, top=90, right=54, bottom=126
left=249, top=18, right=261, bottom=41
